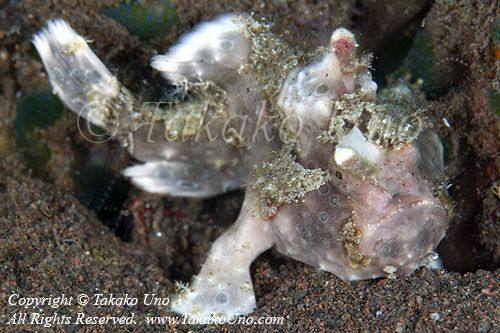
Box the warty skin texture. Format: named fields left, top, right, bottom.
left=33, top=13, right=451, bottom=321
